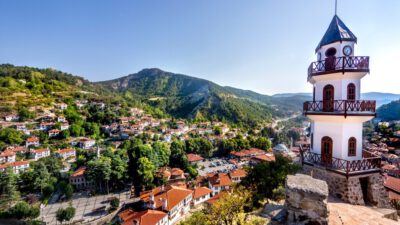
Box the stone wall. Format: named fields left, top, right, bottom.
left=285, top=174, right=329, bottom=225
left=302, top=165, right=390, bottom=207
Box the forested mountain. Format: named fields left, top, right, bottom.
left=377, top=100, right=400, bottom=121
left=98, top=68, right=306, bottom=127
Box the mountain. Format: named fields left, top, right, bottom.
left=98, top=68, right=304, bottom=127
left=377, top=100, right=400, bottom=121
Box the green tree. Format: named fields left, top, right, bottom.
left=254, top=137, right=271, bottom=151
left=152, top=142, right=171, bottom=167
left=8, top=201, right=39, bottom=220
left=218, top=139, right=237, bottom=156
left=0, top=128, right=24, bottom=145
left=0, top=168, right=20, bottom=207
left=137, top=157, right=155, bottom=190
left=85, top=157, right=112, bottom=193
left=56, top=205, right=76, bottom=224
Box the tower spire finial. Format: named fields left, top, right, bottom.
left=335, top=0, right=338, bottom=15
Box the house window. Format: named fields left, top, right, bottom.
left=347, top=83, right=356, bottom=100
left=325, top=47, right=337, bottom=57
left=348, top=137, right=356, bottom=156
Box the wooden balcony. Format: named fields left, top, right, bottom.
left=300, top=149, right=381, bottom=177
left=308, top=56, right=369, bottom=81
left=303, top=100, right=376, bottom=116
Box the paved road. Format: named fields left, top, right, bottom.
left=197, top=158, right=237, bottom=176
left=41, top=190, right=130, bottom=225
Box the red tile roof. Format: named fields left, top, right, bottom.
left=31, top=148, right=49, bottom=153
left=229, top=169, right=247, bottom=178
left=193, top=187, right=212, bottom=199
left=230, top=148, right=265, bottom=158
left=187, top=153, right=204, bottom=162
left=71, top=166, right=86, bottom=177
left=26, top=136, right=39, bottom=142
left=251, top=153, right=276, bottom=162
left=384, top=176, right=400, bottom=193
left=205, top=192, right=225, bottom=205
left=0, top=150, right=16, bottom=157
left=140, top=185, right=193, bottom=211
left=57, top=148, right=75, bottom=154
left=0, top=161, right=29, bottom=169
left=118, top=209, right=167, bottom=225
left=208, top=173, right=232, bottom=187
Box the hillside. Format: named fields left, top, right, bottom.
left=0, top=64, right=122, bottom=115
left=377, top=100, right=400, bottom=121
left=98, top=68, right=305, bottom=127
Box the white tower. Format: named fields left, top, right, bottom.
left=304, top=15, right=375, bottom=163
left=301, top=15, right=390, bottom=207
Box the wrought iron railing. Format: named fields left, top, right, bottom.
left=303, top=100, right=376, bottom=114
left=300, top=149, right=381, bottom=177
left=308, top=56, right=369, bottom=80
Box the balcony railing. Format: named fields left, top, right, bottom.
left=300, top=149, right=381, bottom=177
left=308, top=56, right=369, bottom=81
left=303, top=100, right=376, bottom=115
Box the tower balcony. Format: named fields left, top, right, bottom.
left=303, top=100, right=376, bottom=116
left=300, top=148, right=381, bottom=177
left=308, top=56, right=369, bottom=81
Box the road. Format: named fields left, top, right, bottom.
left=41, top=190, right=131, bottom=225
left=271, top=113, right=301, bottom=130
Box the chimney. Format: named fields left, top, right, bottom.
left=162, top=198, right=168, bottom=211
left=161, top=185, right=165, bottom=191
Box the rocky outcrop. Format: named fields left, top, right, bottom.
left=285, top=174, right=329, bottom=225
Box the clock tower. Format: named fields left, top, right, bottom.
left=300, top=15, right=389, bottom=207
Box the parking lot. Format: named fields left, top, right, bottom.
left=196, top=157, right=238, bottom=176
left=41, top=190, right=131, bottom=225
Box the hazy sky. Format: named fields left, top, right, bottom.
left=1, top=0, right=399, bottom=95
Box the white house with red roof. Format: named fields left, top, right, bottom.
left=117, top=209, right=168, bottom=225
left=79, top=138, right=95, bottom=149
left=207, top=173, right=232, bottom=196
left=55, top=148, right=76, bottom=160
left=25, top=136, right=40, bottom=148
left=30, top=148, right=50, bottom=160
left=0, top=161, right=30, bottom=174
left=60, top=122, right=70, bottom=131
left=48, top=129, right=60, bottom=137
left=187, top=153, right=204, bottom=165
left=0, top=150, right=16, bottom=163
left=5, top=114, right=19, bottom=122
left=192, top=186, right=212, bottom=206
left=140, top=185, right=193, bottom=225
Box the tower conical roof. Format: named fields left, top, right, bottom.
left=316, top=15, right=357, bottom=52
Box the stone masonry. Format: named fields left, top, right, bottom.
left=302, top=165, right=390, bottom=207
left=286, top=174, right=329, bottom=225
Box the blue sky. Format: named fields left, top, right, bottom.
left=1, top=1, right=399, bottom=94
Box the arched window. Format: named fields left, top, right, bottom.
left=321, top=136, right=333, bottom=163
left=323, top=85, right=334, bottom=112
left=347, top=83, right=356, bottom=101
left=325, top=47, right=337, bottom=57
left=348, top=137, right=356, bottom=156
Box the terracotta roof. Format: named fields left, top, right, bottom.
left=49, top=129, right=60, bottom=133
left=208, top=173, right=232, bottom=187
left=230, top=148, right=265, bottom=158
left=7, top=147, right=28, bottom=152
left=26, top=136, right=39, bottom=142
left=251, top=153, right=276, bottom=162
left=384, top=176, right=400, bottom=193
left=31, top=148, right=49, bottom=153
left=57, top=148, right=75, bottom=154
left=187, top=153, right=204, bottom=162
left=0, top=150, right=16, bottom=157
left=229, top=169, right=247, bottom=178
left=140, top=185, right=193, bottom=211
left=71, top=166, right=86, bottom=177
left=0, top=161, right=29, bottom=169
left=206, top=192, right=225, bottom=205
left=193, top=187, right=212, bottom=199
left=170, top=168, right=184, bottom=176
left=118, top=209, right=167, bottom=225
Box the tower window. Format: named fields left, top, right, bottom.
left=348, top=137, right=356, bottom=156
left=347, top=83, right=356, bottom=100
left=325, top=47, right=337, bottom=57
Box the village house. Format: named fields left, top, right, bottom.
left=69, top=166, right=93, bottom=189
left=0, top=150, right=16, bottom=163
left=208, top=173, right=232, bottom=196
left=6, top=146, right=28, bottom=154
left=57, top=116, right=66, bottom=123
left=117, top=209, right=168, bottom=225
left=230, top=148, right=266, bottom=163
left=25, top=136, right=40, bottom=148
left=192, top=186, right=212, bottom=206
left=60, top=122, right=70, bottom=131
left=140, top=185, right=193, bottom=225
left=30, top=148, right=50, bottom=160
left=187, top=153, right=204, bottom=165
left=55, top=103, right=68, bottom=110
left=384, top=175, right=400, bottom=201
left=157, top=167, right=186, bottom=184
left=228, top=169, right=247, bottom=183
left=55, top=148, right=76, bottom=160
left=39, top=122, right=54, bottom=131
left=48, top=129, right=60, bottom=137
left=5, top=114, right=19, bottom=122
left=249, top=153, right=276, bottom=165
left=0, top=161, right=30, bottom=174
left=79, top=138, right=96, bottom=149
